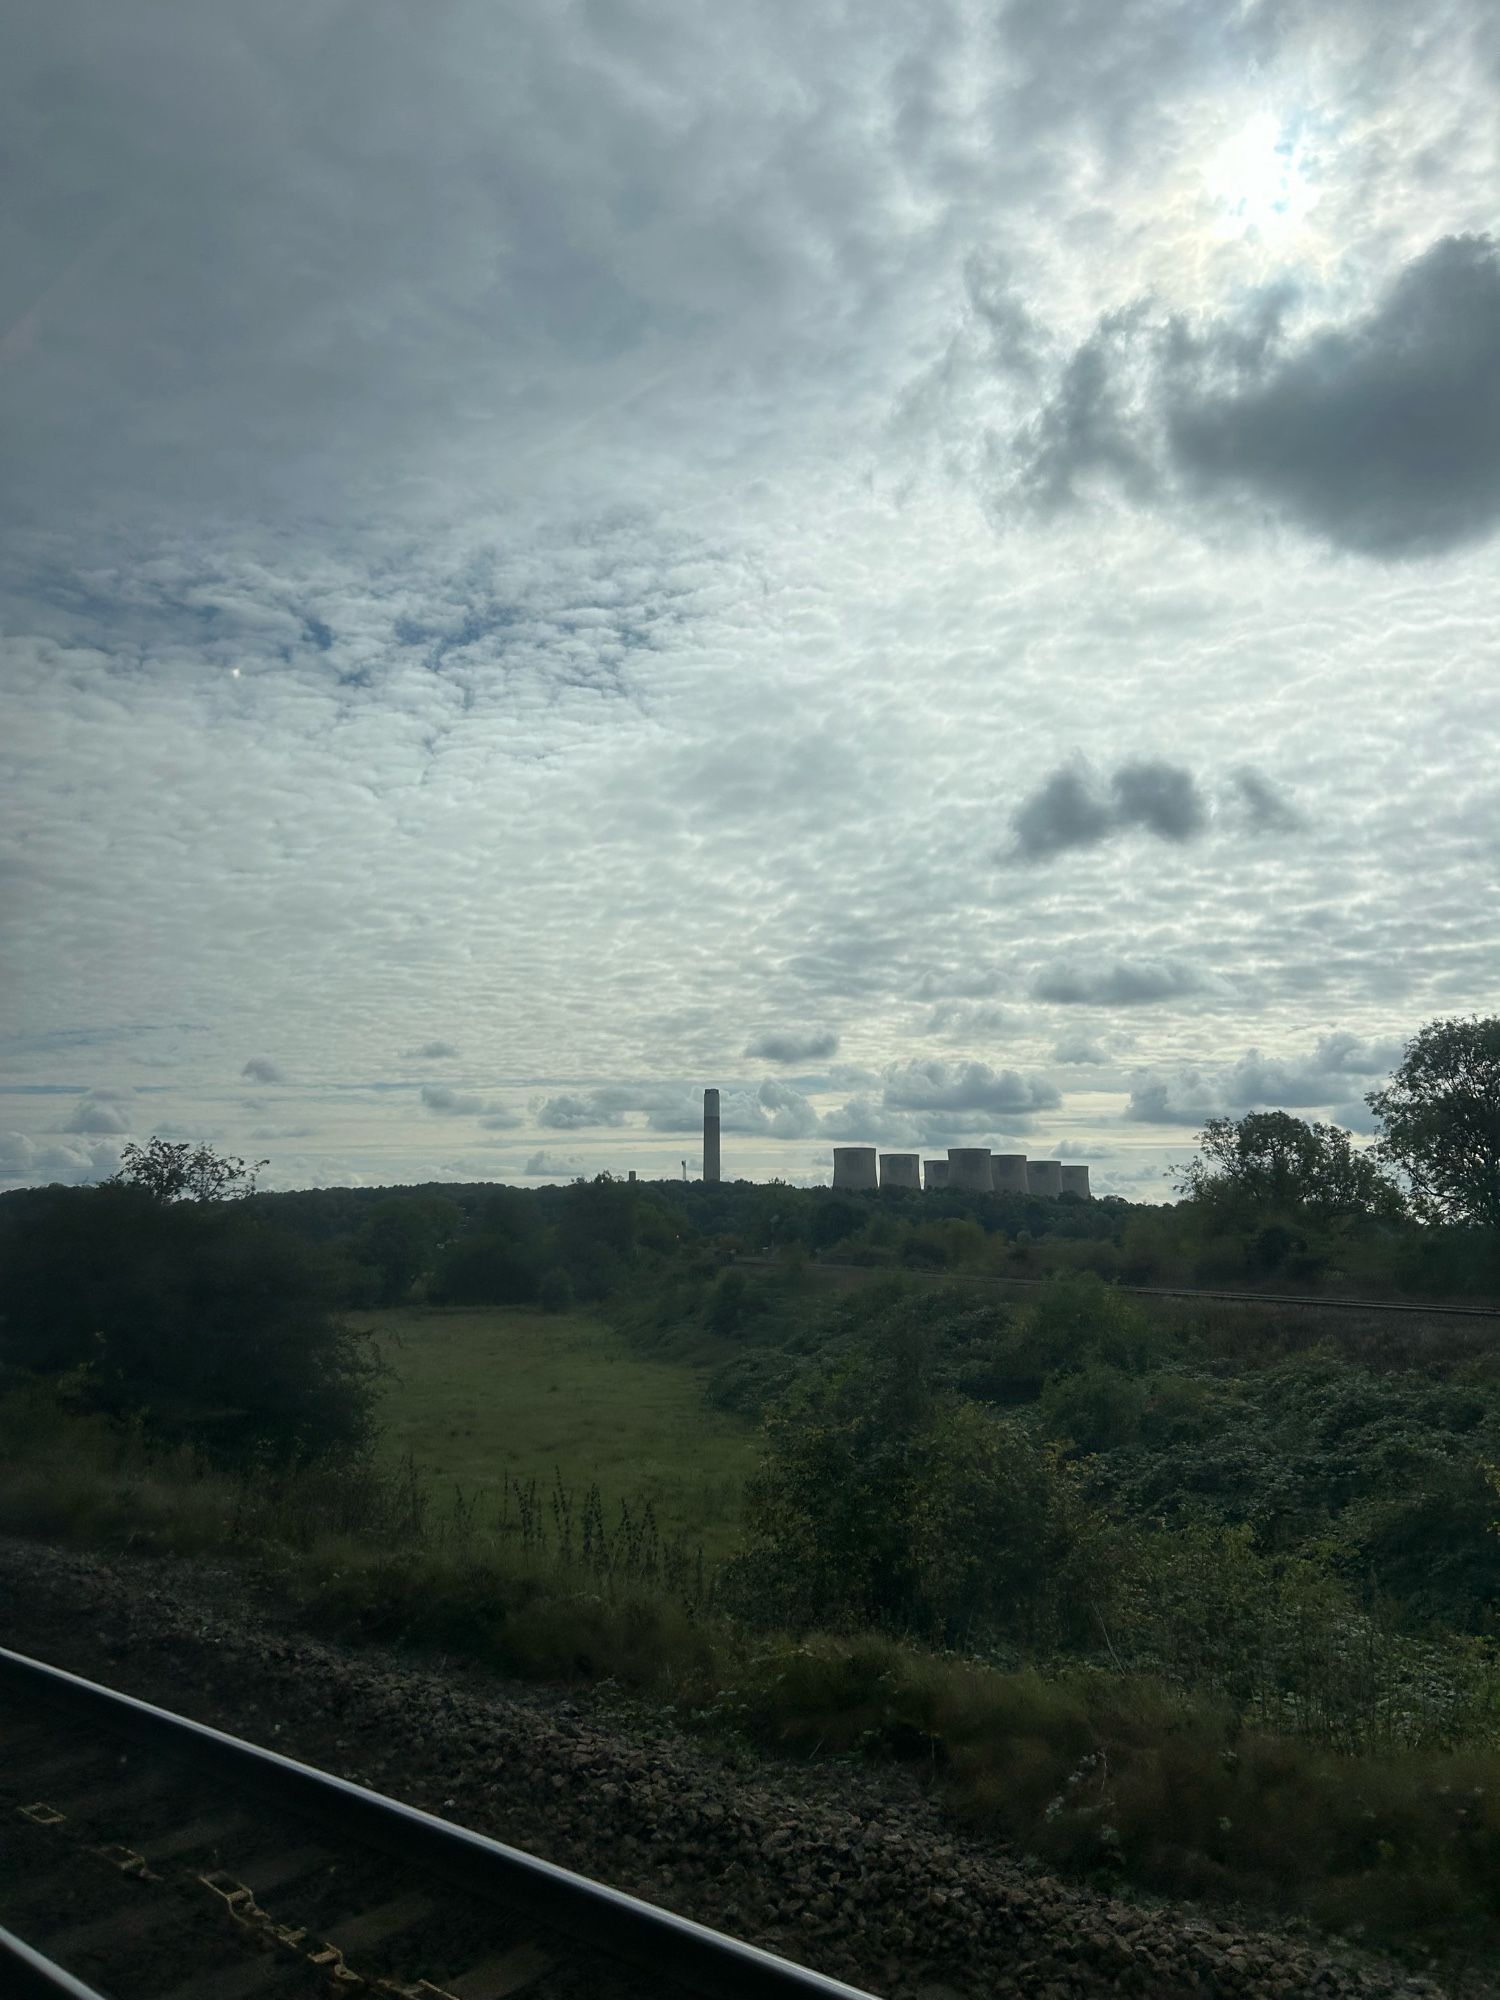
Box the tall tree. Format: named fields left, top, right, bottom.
left=110, top=1137, right=267, bottom=1203
left=1367, top=1017, right=1500, bottom=1228
left=1175, top=1110, right=1402, bottom=1222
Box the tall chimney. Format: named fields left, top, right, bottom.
left=703, top=1088, right=721, bottom=1183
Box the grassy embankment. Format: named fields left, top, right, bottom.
left=371, top=1305, right=758, bottom=1560
left=5, top=1297, right=1500, bottom=1970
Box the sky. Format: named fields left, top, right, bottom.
left=3, top=0, right=1498, bottom=1198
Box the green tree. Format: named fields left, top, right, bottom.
left=0, top=1144, right=378, bottom=1461
left=1175, top=1110, right=1402, bottom=1223
left=359, top=1195, right=459, bottom=1305
left=110, top=1137, right=268, bottom=1203
left=1366, top=1017, right=1500, bottom=1228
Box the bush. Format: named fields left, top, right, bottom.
left=723, top=1324, right=1119, bottom=1652
left=0, top=1182, right=379, bottom=1462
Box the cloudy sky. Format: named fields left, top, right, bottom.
left=3, top=0, right=1497, bottom=1197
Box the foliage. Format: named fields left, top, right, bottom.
left=110, top=1136, right=269, bottom=1203
left=0, top=1178, right=378, bottom=1461
left=1175, top=1111, right=1403, bottom=1224
left=359, top=1195, right=460, bottom=1305
left=723, top=1320, right=1116, bottom=1651
left=1368, top=1015, right=1500, bottom=1229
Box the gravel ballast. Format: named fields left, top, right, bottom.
left=0, top=1537, right=1471, bottom=2000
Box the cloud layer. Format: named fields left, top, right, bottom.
left=2, top=0, right=1497, bottom=1198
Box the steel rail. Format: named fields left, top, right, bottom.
left=0, top=1646, right=877, bottom=2000
left=0, top=1924, right=113, bottom=2000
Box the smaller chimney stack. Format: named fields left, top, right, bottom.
left=704, top=1088, right=721, bottom=1183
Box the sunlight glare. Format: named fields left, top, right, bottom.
left=1207, top=112, right=1316, bottom=239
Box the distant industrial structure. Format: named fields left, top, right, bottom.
left=708, top=1090, right=1090, bottom=1197
left=833, top=1142, right=1090, bottom=1198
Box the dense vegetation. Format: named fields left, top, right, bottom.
left=2, top=1022, right=1499, bottom=1965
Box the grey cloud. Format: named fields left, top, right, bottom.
left=1313, top=1031, right=1404, bottom=1077
left=1034, top=961, right=1207, bottom=1006
left=1007, top=236, right=1500, bottom=558
left=537, top=1092, right=631, bottom=1130
left=1230, top=767, right=1306, bottom=834
left=1331, top=1099, right=1381, bottom=1135
left=419, top=1084, right=486, bottom=1115
left=1123, top=1069, right=1222, bottom=1125
left=241, top=1057, right=285, bottom=1084
left=523, top=1151, right=583, bottom=1180
left=1010, top=765, right=1114, bottom=860
left=1126, top=1035, right=1407, bottom=1124
left=403, top=1040, right=460, bottom=1059
left=479, top=1108, right=523, bottom=1130
left=1009, top=758, right=1213, bottom=860
left=922, top=1001, right=1011, bottom=1037
left=64, top=1097, right=129, bottom=1134
left=1052, top=1034, right=1107, bottom=1064
left=758, top=1079, right=822, bottom=1139
left=883, top=1059, right=1060, bottom=1114
left=1015, top=307, right=1156, bottom=513
left=1111, top=760, right=1206, bottom=842
left=1168, top=237, right=1500, bottom=557
left=745, top=1028, right=840, bottom=1063
left=0, top=1130, right=123, bottom=1182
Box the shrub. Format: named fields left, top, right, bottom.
left=0, top=1182, right=379, bottom=1462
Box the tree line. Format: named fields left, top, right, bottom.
left=0, top=1015, right=1495, bottom=1465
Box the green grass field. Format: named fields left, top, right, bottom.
left=370, top=1306, right=759, bottom=1558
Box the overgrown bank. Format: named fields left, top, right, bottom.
left=2, top=1382, right=1499, bottom=1975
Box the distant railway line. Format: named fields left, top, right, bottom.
left=741, top=1257, right=1500, bottom=1319
left=0, top=1647, right=875, bottom=2000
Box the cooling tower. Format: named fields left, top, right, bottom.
left=879, top=1152, right=922, bottom=1189
left=991, top=1153, right=1029, bottom=1195
left=703, top=1088, right=721, bottom=1184
left=924, top=1159, right=949, bottom=1190
left=947, top=1147, right=993, bottom=1192
left=1027, top=1158, right=1062, bottom=1198
left=1059, top=1164, right=1092, bottom=1199
left=832, top=1146, right=878, bottom=1191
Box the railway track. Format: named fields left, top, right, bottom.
left=0, top=1646, right=875, bottom=2000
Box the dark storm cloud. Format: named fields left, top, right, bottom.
left=882, top=1059, right=1061, bottom=1114
left=402, top=1040, right=460, bottom=1059
left=1005, top=236, right=1500, bottom=558
left=1009, top=758, right=1211, bottom=860
left=1168, top=237, right=1500, bottom=557
left=1033, top=960, right=1207, bottom=1005
left=241, top=1057, right=285, bottom=1084
left=745, top=1028, right=840, bottom=1063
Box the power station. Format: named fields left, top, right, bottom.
left=698, top=1086, right=1090, bottom=1195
